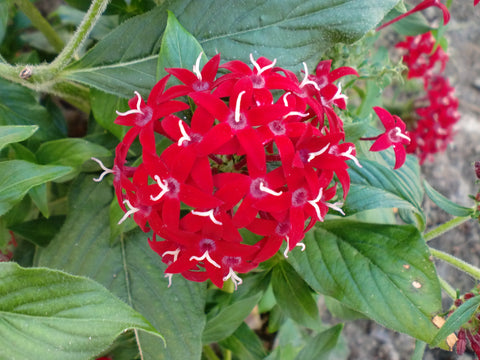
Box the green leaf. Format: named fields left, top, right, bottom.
left=202, top=291, right=262, bottom=344
left=0, top=125, right=38, bottom=151
left=156, top=11, right=205, bottom=80
left=423, top=180, right=473, bottom=217
left=288, top=221, right=442, bottom=344
left=0, top=160, right=72, bottom=216
left=9, top=216, right=66, bottom=247
left=344, top=156, right=425, bottom=229
left=36, top=138, right=111, bottom=179
left=0, top=262, right=163, bottom=360
left=28, top=183, right=50, bottom=218
left=173, top=0, right=399, bottom=67
left=0, top=78, right=63, bottom=142
left=272, top=260, right=320, bottom=329
left=431, top=296, right=480, bottom=347
left=35, top=176, right=207, bottom=360
left=294, top=324, right=344, bottom=360
left=62, top=6, right=168, bottom=98
left=218, top=322, right=267, bottom=360
left=0, top=0, right=12, bottom=44
left=90, top=88, right=128, bottom=140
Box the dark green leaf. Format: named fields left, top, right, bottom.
left=202, top=291, right=262, bottom=344
left=174, top=0, right=399, bottom=67
left=272, top=260, right=320, bottom=329
left=90, top=88, right=128, bottom=140
left=0, top=160, right=72, bottom=216
left=0, top=78, right=63, bottom=142
left=288, top=221, right=442, bottom=344
left=294, top=324, right=344, bottom=360
left=156, top=11, right=205, bottom=80
left=431, top=296, right=480, bottom=347
left=344, top=156, right=425, bottom=229
left=35, top=176, right=207, bottom=360
left=28, top=183, right=50, bottom=218
left=219, top=322, right=267, bottom=360
left=0, top=262, right=163, bottom=360
left=423, top=180, right=473, bottom=217
left=0, top=125, right=38, bottom=151
left=9, top=216, right=66, bottom=247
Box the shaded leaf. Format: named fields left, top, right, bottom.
left=0, top=125, right=38, bottom=151
left=288, top=221, right=442, bottom=344
left=0, top=262, right=163, bottom=360
left=219, top=322, right=267, bottom=360
left=294, top=324, right=344, bottom=360
left=35, top=176, right=207, bottom=360
left=9, top=216, right=66, bottom=247
left=423, top=180, right=473, bottom=217
left=0, top=160, right=72, bottom=216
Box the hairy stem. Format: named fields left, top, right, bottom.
left=51, top=0, right=111, bottom=70
left=430, top=247, right=480, bottom=280
left=424, top=216, right=471, bottom=242
left=438, top=276, right=457, bottom=299
left=14, top=0, right=64, bottom=53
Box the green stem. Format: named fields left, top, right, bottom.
left=51, top=0, right=111, bottom=70
left=424, top=216, right=470, bottom=242
left=14, top=0, right=64, bottom=53
left=430, top=247, right=480, bottom=280
left=203, top=345, right=221, bottom=360
left=438, top=276, right=457, bottom=299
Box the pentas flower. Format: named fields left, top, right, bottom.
left=93, top=53, right=360, bottom=289
left=396, top=32, right=448, bottom=82
left=362, top=107, right=411, bottom=169
left=377, top=0, right=451, bottom=31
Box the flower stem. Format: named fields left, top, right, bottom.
left=424, top=216, right=471, bottom=242
left=203, top=345, right=221, bottom=360
left=14, top=0, right=64, bottom=53
left=438, top=275, right=457, bottom=299
left=51, top=0, right=111, bottom=70
left=429, top=247, right=480, bottom=280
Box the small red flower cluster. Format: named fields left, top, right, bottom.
left=396, top=32, right=460, bottom=164
left=451, top=292, right=480, bottom=357
left=97, top=54, right=359, bottom=289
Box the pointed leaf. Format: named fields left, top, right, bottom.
left=287, top=221, right=442, bottom=344
left=36, top=176, right=207, bottom=360
left=0, top=125, right=38, bottom=151
left=157, top=11, right=205, bottom=79
left=423, top=180, right=473, bottom=217
left=0, top=160, right=72, bottom=216
left=218, top=322, right=267, bottom=360
left=0, top=262, right=162, bottom=360
left=294, top=324, right=344, bottom=360
left=344, top=156, right=425, bottom=229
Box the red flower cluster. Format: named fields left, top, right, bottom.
left=451, top=292, right=480, bottom=357
left=396, top=32, right=460, bottom=164
left=93, top=54, right=359, bottom=289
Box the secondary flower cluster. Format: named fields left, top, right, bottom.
left=97, top=54, right=360, bottom=289
left=396, top=32, right=460, bottom=164
left=450, top=291, right=480, bottom=357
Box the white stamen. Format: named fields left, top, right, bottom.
left=283, top=111, right=309, bottom=119
left=282, top=92, right=292, bottom=107
left=118, top=199, right=139, bottom=224
left=116, top=91, right=144, bottom=116
left=193, top=52, right=203, bottom=81
left=150, top=175, right=170, bottom=201
left=223, top=268, right=243, bottom=290
left=189, top=251, right=221, bottom=268
left=235, top=91, right=246, bottom=123
left=327, top=201, right=345, bottom=216
left=259, top=182, right=283, bottom=196
left=296, top=242, right=306, bottom=251
left=165, top=273, right=173, bottom=287
left=249, top=54, right=277, bottom=75
left=162, top=248, right=180, bottom=262
left=283, top=236, right=291, bottom=258
left=177, top=120, right=192, bottom=146
left=307, top=143, right=330, bottom=162
left=394, top=127, right=411, bottom=142
left=191, top=209, right=223, bottom=225
left=91, top=157, right=114, bottom=182
left=340, top=146, right=362, bottom=168
left=308, top=188, right=325, bottom=221
left=330, top=83, right=348, bottom=104
left=300, top=62, right=320, bottom=90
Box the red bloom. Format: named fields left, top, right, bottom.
left=377, top=0, right=450, bottom=30
left=363, top=107, right=411, bottom=169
